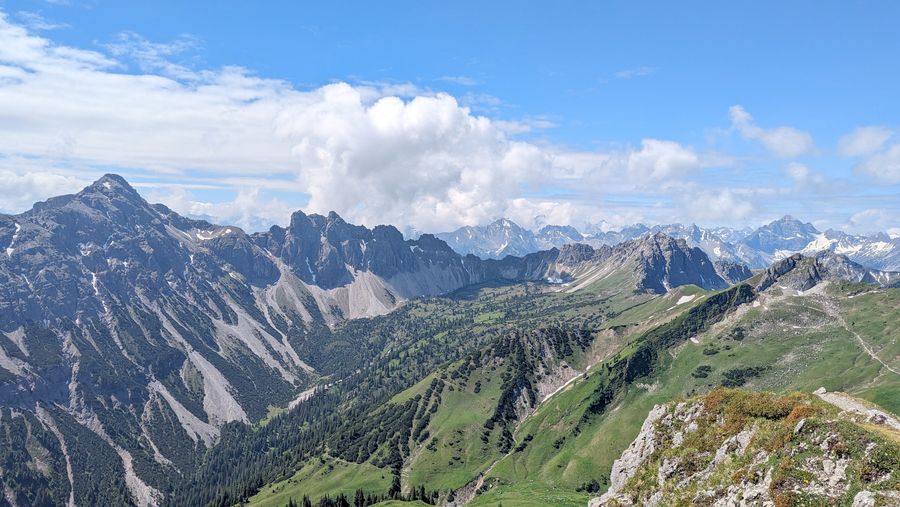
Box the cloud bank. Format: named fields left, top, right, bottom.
left=0, top=11, right=896, bottom=234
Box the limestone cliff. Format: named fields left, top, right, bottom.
left=590, top=388, right=900, bottom=507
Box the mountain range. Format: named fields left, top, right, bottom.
left=0, top=174, right=754, bottom=506
left=435, top=216, right=900, bottom=271
left=1, top=174, right=899, bottom=507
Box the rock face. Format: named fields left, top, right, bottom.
left=590, top=389, right=900, bottom=507
left=612, top=233, right=735, bottom=293
left=543, top=233, right=747, bottom=293
left=594, top=404, right=668, bottom=504
left=753, top=252, right=900, bottom=293
left=714, top=261, right=754, bottom=285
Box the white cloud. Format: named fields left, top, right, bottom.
left=615, top=67, right=655, bottom=79
left=270, top=83, right=704, bottom=230
left=550, top=139, right=701, bottom=193
left=0, top=11, right=893, bottom=236
left=0, top=170, right=88, bottom=213
left=729, top=105, right=814, bottom=158
left=849, top=208, right=900, bottom=232
left=0, top=10, right=702, bottom=233
left=104, top=31, right=202, bottom=80
left=676, top=187, right=756, bottom=223
left=854, top=143, right=900, bottom=184
left=435, top=76, right=482, bottom=86
left=16, top=11, right=67, bottom=31
left=784, top=161, right=810, bottom=181
left=271, top=83, right=554, bottom=231
left=784, top=161, right=829, bottom=193
left=355, top=80, right=426, bottom=101
left=0, top=11, right=299, bottom=175
left=622, top=139, right=699, bottom=179
left=147, top=186, right=297, bottom=232
left=0, top=10, right=718, bottom=232
left=838, top=126, right=893, bottom=156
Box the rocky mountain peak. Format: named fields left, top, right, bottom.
left=555, top=242, right=604, bottom=266
left=435, top=218, right=540, bottom=259
left=412, top=233, right=455, bottom=252
left=752, top=251, right=900, bottom=293
left=92, top=173, right=138, bottom=194
left=741, top=215, right=821, bottom=255
left=537, top=224, right=584, bottom=241
left=623, top=233, right=728, bottom=293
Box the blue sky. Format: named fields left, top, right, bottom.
left=0, top=1, right=899, bottom=235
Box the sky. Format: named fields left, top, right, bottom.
left=0, top=1, right=899, bottom=236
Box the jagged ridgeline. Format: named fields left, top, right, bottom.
left=436, top=214, right=900, bottom=272
left=1, top=174, right=899, bottom=506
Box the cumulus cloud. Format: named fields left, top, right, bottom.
left=0, top=170, right=89, bottom=213
left=0, top=9, right=717, bottom=232
left=854, top=143, right=900, bottom=184
left=838, top=126, right=893, bottom=156
left=549, top=139, right=701, bottom=194
left=729, top=105, right=814, bottom=158
left=272, top=83, right=555, bottom=230
left=621, top=139, right=699, bottom=179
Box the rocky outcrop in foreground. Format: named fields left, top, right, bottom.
left=591, top=388, right=900, bottom=507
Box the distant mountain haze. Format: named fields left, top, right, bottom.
left=436, top=215, right=900, bottom=270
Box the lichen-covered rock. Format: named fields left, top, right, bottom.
left=590, top=388, right=900, bottom=507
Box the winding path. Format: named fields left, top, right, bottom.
left=833, top=311, right=900, bottom=377
left=817, top=295, right=900, bottom=378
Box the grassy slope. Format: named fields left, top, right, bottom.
left=245, top=271, right=679, bottom=506
left=404, top=366, right=504, bottom=491
left=472, top=283, right=900, bottom=505
left=247, top=277, right=900, bottom=507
